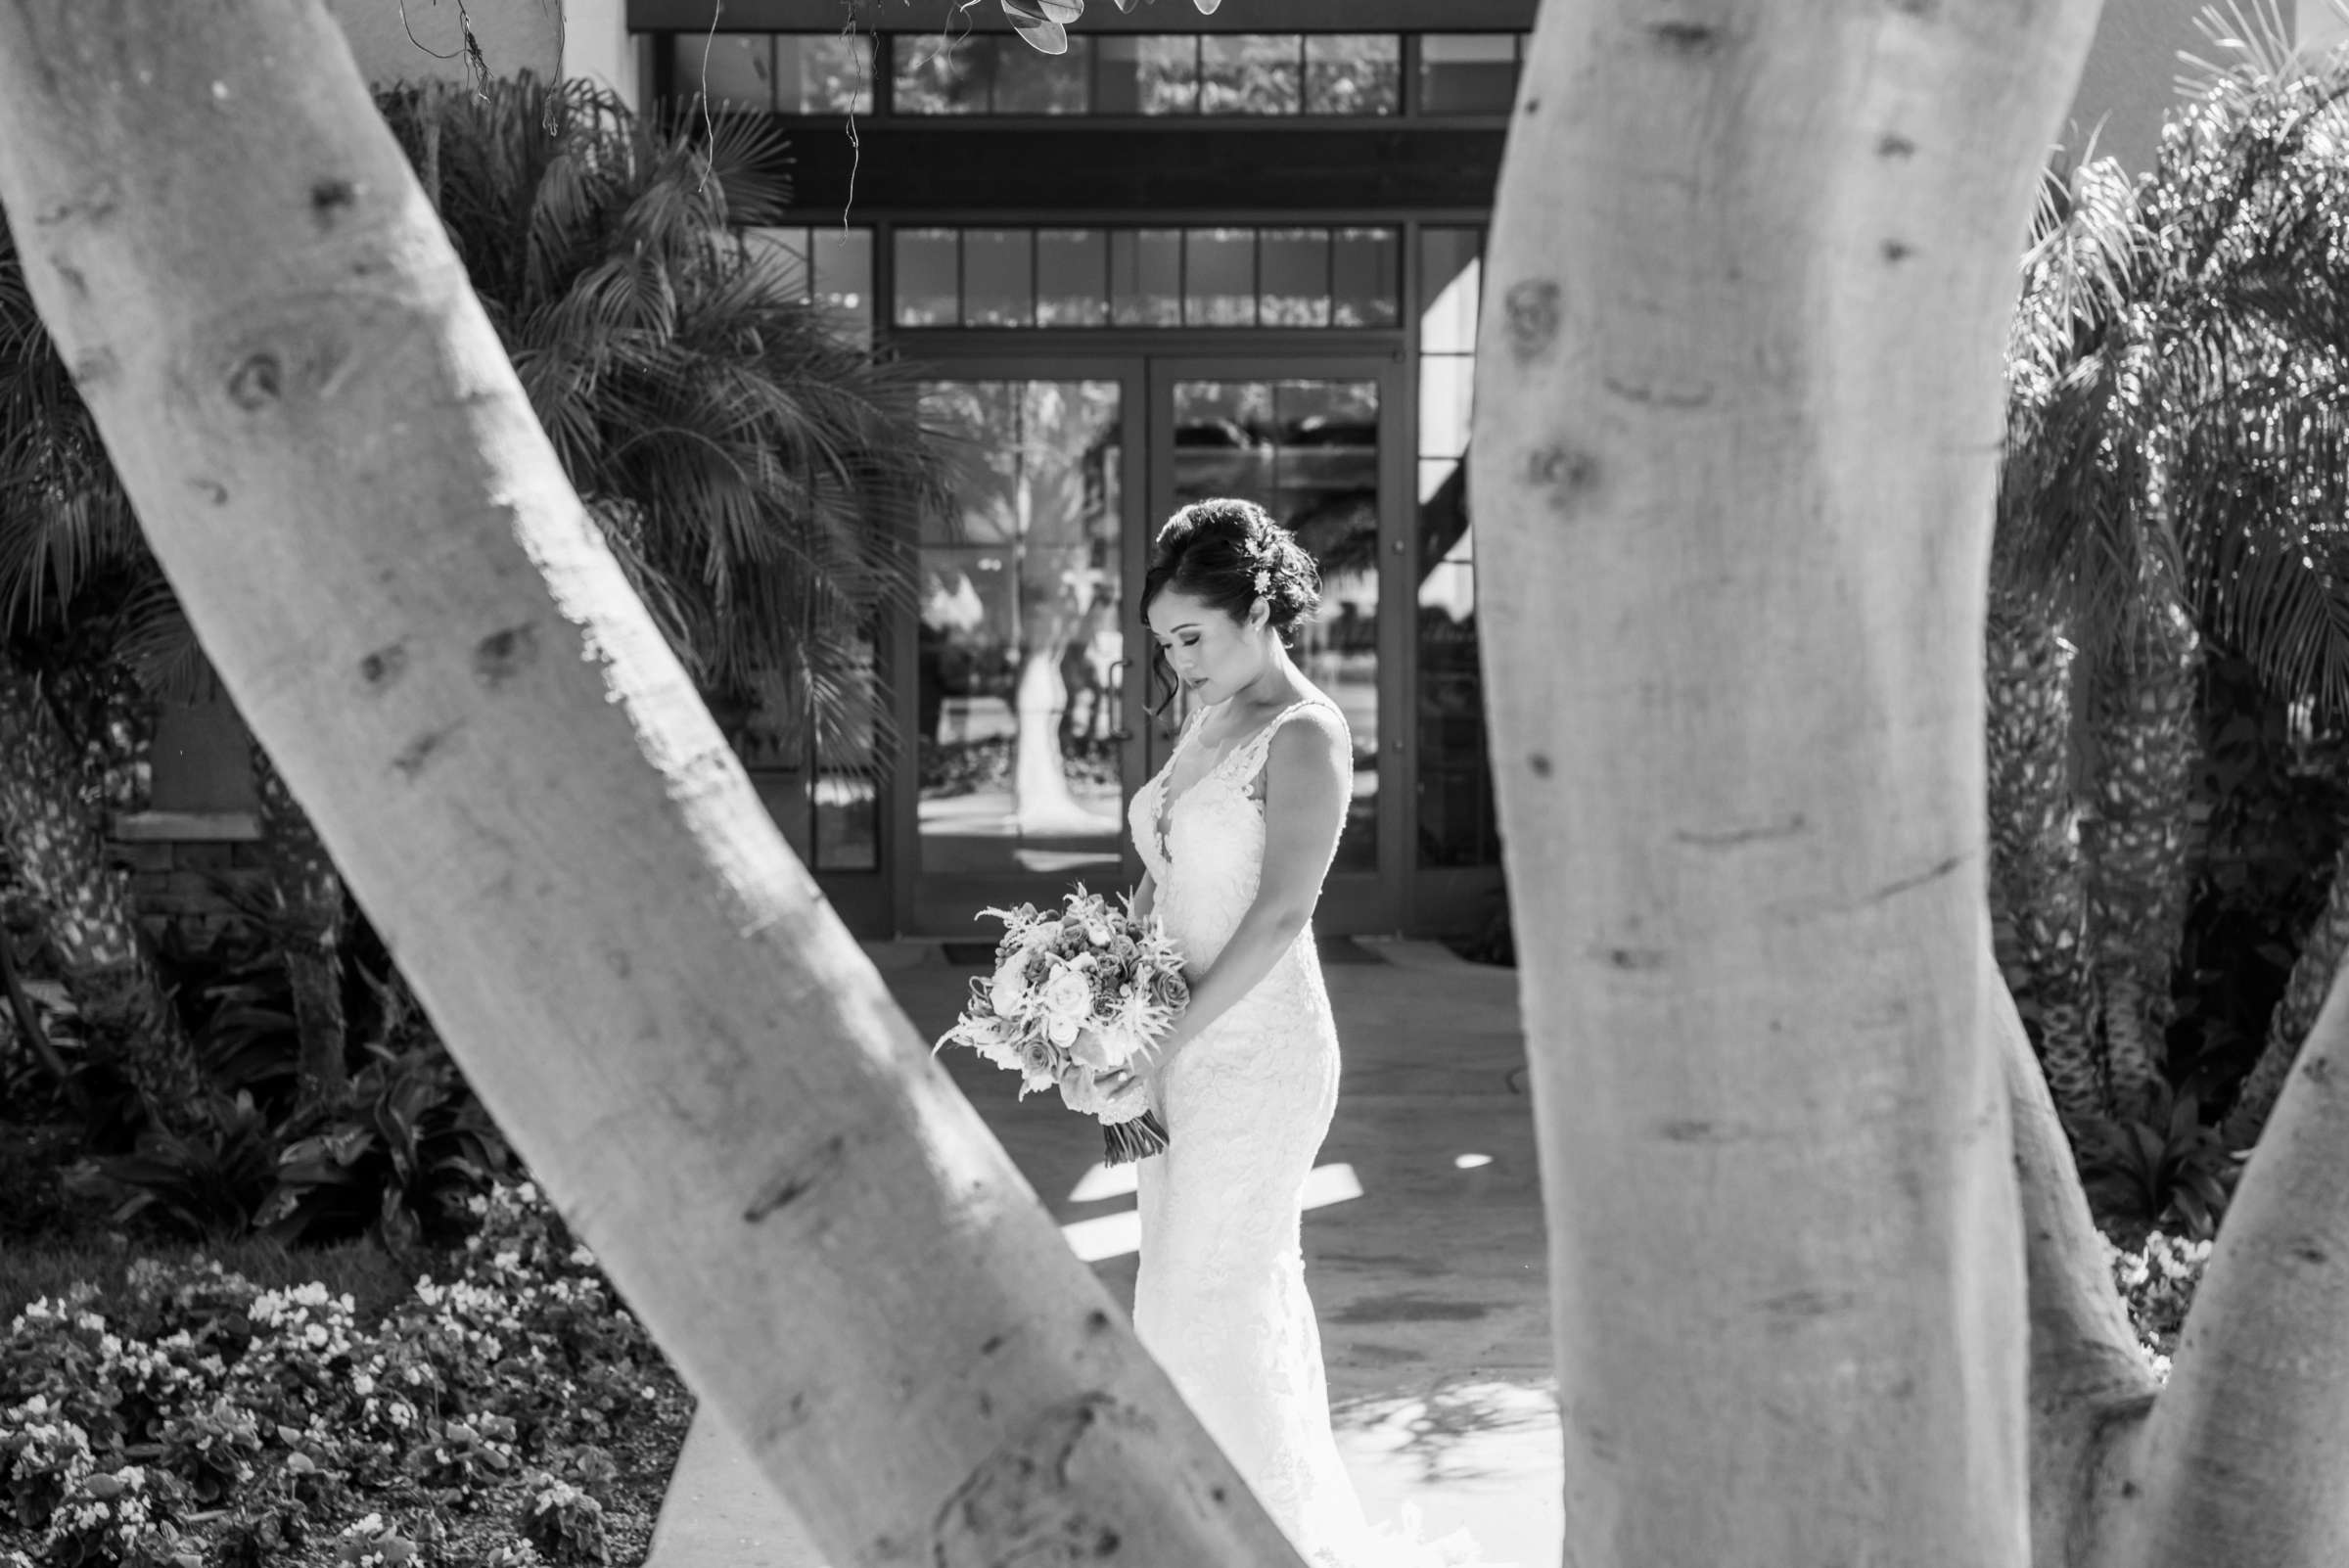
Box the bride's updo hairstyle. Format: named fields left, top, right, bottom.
left=1139, top=498, right=1321, bottom=715
left=1140, top=497, right=1322, bottom=641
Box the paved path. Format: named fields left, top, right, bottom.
left=644, top=939, right=1560, bottom=1566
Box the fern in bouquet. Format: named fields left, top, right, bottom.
left=935, top=887, right=1188, bottom=1166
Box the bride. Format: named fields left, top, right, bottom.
left=1081, top=498, right=1477, bottom=1567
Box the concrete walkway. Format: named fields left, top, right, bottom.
left=644, top=939, right=1561, bottom=1566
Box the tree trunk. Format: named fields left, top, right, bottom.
left=2080, top=599, right=2202, bottom=1122
left=251, top=737, right=347, bottom=1106
left=1986, top=598, right=2105, bottom=1126
left=2106, top=937, right=2349, bottom=1565
left=1471, top=2, right=2101, bottom=1561
left=0, top=5, right=1306, bottom=1562
left=0, top=645, right=198, bottom=1127
left=2221, top=833, right=2349, bottom=1150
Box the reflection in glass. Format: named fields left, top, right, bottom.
left=1098, top=35, right=1199, bottom=114
left=1416, top=224, right=1498, bottom=867
left=1259, top=229, right=1332, bottom=328
left=1184, top=229, right=1257, bottom=327
left=809, top=227, right=874, bottom=341
left=671, top=33, right=772, bottom=108
left=1305, top=35, right=1401, bottom=115
left=775, top=33, right=874, bottom=114
left=1110, top=230, right=1183, bottom=326
left=917, top=383, right=1127, bottom=879
left=995, top=35, right=1092, bottom=112
left=1419, top=355, right=1473, bottom=461
left=895, top=31, right=989, bottom=112
left=1418, top=33, right=1521, bottom=115
left=1199, top=34, right=1302, bottom=115
left=963, top=230, right=1036, bottom=327
left=1170, top=380, right=1380, bottom=872
left=1418, top=226, right=1483, bottom=353
left=1037, top=230, right=1109, bottom=327
left=894, top=229, right=959, bottom=327
left=1331, top=228, right=1401, bottom=328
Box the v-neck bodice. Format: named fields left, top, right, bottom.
left=1128, top=696, right=1346, bottom=969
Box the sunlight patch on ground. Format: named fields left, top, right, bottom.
left=1068, top=1163, right=1140, bottom=1203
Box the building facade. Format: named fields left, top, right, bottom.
left=128, top=0, right=2322, bottom=942
left=615, top=0, right=1525, bottom=939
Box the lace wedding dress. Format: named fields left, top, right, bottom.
left=1127, top=697, right=1480, bottom=1568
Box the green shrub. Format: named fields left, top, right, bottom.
left=0, top=1183, right=679, bottom=1567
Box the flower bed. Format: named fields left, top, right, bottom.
left=0, top=1184, right=690, bottom=1567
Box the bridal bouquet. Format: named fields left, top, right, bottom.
left=934, top=887, right=1186, bottom=1165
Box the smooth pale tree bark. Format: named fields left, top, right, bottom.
left=1473, top=2, right=2102, bottom=1561
left=2111, top=953, right=2349, bottom=1565
left=0, top=5, right=1305, bottom=1564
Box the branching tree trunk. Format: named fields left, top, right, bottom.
left=0, top=643, right=197, bottom=1127
left=1471, top=2, right=2103, bottom=1560
left=0, top=3, right=1307, bottom=1562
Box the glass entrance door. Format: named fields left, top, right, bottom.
left=898, top=355, right=1401, bottom=937
left=903, top=369, right=1146, bottom=934
left=1149, top=359, right=1404, bottom=932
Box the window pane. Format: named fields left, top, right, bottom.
left=810, top=226, right=874, bottom=342
left=1331, top=227, right=1399, bottom=327
left=1109, top=229, right=1182, bottom=326
left=1418, top=226, right=1483, bottom=353
left=916, top=382, right=1128, bottom=881
left=1416, top=463, right=1495, bottom=866
left=1418, top=33, right=1520, bottom=115
left=1184, top=228, right=1257, bottom=325
left=896, top=32, right=989, bottom=113
left=1305, top=35, right=1400, bottom=115
left=1259, top=228, right=1331, bottom=327
left=812, top=770, right=880, bottom=870
left=962, top=229, right=1035, bottom=327
left=1037, top=229, right=1108, bottom=327
left=995, top=34, right=1091, bottom=112
left=1201, top=34, right=1302, bottom=114
left=671, top=33, right=772, bottom=110
left=776, top=33, right=874, bottom=114
left=741, top=226, right=812, bottom=303
left=894, top=228, right=959, bottom=327
left=1098, top=35, right=1198, bottom=114
left=1419, top=353, right=1473, bottom=460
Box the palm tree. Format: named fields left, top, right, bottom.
left=0, top=76, right=939, bottom=1110
left=379, top=76, right=937, bottom=768
left=1996, top=14, right=2349, bottom=1134
left=0, top=225, right=201, bottom=1130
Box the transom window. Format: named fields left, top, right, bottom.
left=660, top=32, right=1524, bottom=117
left=892, top=226, right=1400, bottom=330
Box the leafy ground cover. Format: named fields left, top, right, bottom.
left=0, top=1184, right=691, bottom=1568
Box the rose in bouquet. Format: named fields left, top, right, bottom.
left=934, top=886, right=1188, bottom=1165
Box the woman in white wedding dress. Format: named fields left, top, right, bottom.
left=1085, top=499, right=1480, bottom=1568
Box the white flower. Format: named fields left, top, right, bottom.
left=1254, top=567, right=1271, bottom=595
left=1040, top=965, right=1093, bottom=1023
left=1046, top=1015, right=1081, bottom=1047
left=991, top=961, right=1032, bottom=1015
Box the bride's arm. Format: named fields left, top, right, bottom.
left=1148, top=712, right=1349, bottom=1070
left=1130, top=870, right=1156, bottom=925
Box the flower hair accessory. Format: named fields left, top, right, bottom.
left=1243, top=534, right=1274, bottom=597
